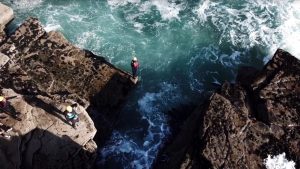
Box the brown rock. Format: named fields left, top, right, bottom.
left=154, top=49, right=300, bottom=169
left=0, top=17, right=135, bottom=169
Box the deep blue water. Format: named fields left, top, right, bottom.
left=3, top=0, right=300, bottom=168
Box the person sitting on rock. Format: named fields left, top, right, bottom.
left=0, top=95, right=21, bottom=120
left=0, top=96, right=7, bottom=109
left=131, top=57, right=139, bottom=79
left=64, top=105, right=79, bottom=129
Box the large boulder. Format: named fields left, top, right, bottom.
left=0, top=17, right=135, bottom=169
left=154, top=49, right=300, bottom=169
left=0, top=88, right=97, bottom=169
left=0, top=17, right=134, bottom=107
left=0, top=3, right=13, bottom=26
left=0, top=3, right=14, bottom=43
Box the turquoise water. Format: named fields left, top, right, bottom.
left=3, top=0, right=300, bottom=168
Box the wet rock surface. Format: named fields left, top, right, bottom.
left=154, top=49, right=300, bottom=169
left=0, top=17, right=135, bottom=169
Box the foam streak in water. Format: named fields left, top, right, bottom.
left=10, top=0, right=43, bottom=9
left=99, top=82, right=182, bottom=169
left=107, top=0, right=141, bottom=8
left=194, top=0, right=300, bottom=60
left=149, top=0, right=183, bottom=20
left=188, top=45, right=242, bottom=92
left=107, top=0, right=184, bottom=21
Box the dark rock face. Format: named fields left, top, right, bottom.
left=0, top=18, right=134, bottom=107
left=154, top=49, right=300, bottom=169
left=0, top=17, right=135, bottom=169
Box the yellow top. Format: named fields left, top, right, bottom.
left=66, top=105, right=72, bottom=112
left=0, top=96, right=4, bottom=102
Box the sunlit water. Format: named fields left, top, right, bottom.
left=3, top=0, right=300, bottom=168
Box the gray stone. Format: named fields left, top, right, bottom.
left=0, top=3, right=14, bottom=27
left=0, top=52, right=9, bottom=68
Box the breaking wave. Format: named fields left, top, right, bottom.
left=264, top=153, right=296, bottom=169
left=193, top=0, right=300, bottom=59
left=99, top=82, right=182, bottom=169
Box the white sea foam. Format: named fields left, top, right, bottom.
left=107, top=0, right=141, bottom=8
left=43, top=12, right=63, bottom=32
left=100, top=82, right=181, bottom=169
left=133, top=22, right=144, bottom=33
left=188, top=45, right=242, bottom=66
left=149, top=0, right=183, bottom=20
left=11, top=0, right=43, bottom=9
left=188, top=45, right=242, bottom=92
left=196, top=0, right=216, bottom=23
left=100, top=132, right=138, bottom=160
left=75, top=31, right=97, bottom=48
left=264, top=153, right=296, bottom=169
left=219, top=51, right=241, bottom=68
left=106, top=0, right=184, bottom=33
left=108, top=0, right=183, bottom=21
left=194, top=0, right=300, bottom=60
left=274, top=0, right=300, bottom=59
left=138, top=83, right=180, bottom=146
left=74, top=31, right=103, bottom=57
left=67, top=14, right=85, bottom=22
left=194, top=0, right=277, bottom=48
left=44, top=24, right=62, bottom=32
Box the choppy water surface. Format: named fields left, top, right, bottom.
left=3, top=0, right=300, bottom=168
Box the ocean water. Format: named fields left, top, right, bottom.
left=2, top=0, right=300, bottom=168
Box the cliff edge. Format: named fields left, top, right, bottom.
left=154, top=49, right=300, bottom=169
left=0, top=12, right=135, bottom=169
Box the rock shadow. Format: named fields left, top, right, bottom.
left=0, top=105, right=21, bottom=121
left=236, top=66, right=270, bottom=124
left=23, top=96, right=70, bottom=126
left=88, top=72, right=135, bottom=146
left=0, top=128, right=95, bottom=169
left=0, top=95, right=21, bottom=121
left=153, top=101, right=213, bottom=169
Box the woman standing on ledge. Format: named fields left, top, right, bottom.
left=131, top=57, right=139, bottom=79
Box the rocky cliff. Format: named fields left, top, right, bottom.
left=0, top=2, right=14, bottom=43
left=0, top=12, right=135, bottom=169
left=154, top=49, right=300, bottom=169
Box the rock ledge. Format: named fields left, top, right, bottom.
left=154, top=49, right=300, bottom=169
left=0, top=17, right=135, bottom=169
